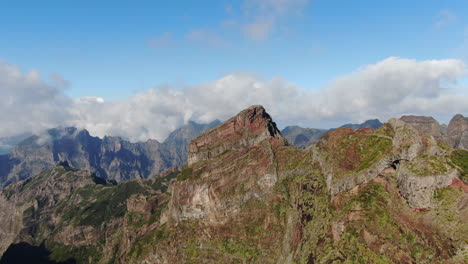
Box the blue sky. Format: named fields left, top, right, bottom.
left=1, top=0, right=468, bottom=141
left=1, top=0, right=467, bottom=100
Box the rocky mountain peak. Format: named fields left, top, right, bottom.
left=451, top=114, right=467, bottom=122
left=447, top=113, right=468, bottom=149
left=400, top=115, right=442, bottom=137
left=188, top=105, right=284, bottom=165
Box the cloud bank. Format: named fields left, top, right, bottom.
left=0, top=57, right=467, bottom=142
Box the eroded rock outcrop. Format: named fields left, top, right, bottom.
left=400, top=115, right=443, bottom=137
left=398, top=114, right=468, bottom=150
left=317, top=118, right=460, bottom=208
left=447, top=114, right=468, bottom=149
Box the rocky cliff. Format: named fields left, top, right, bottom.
left=187, top=105, right=284, bottom=165
left=400, top=115, right=443, bottom=137
left=0, top=106, right=466, bottom=264
left=316, top=118, right=464, bottom=208
left=447, top=114, right=468, bottom=149
left=0, top=161, right=175, bottom=263
left=399, top=114, right=468, bottom=150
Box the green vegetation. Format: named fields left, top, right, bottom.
left=433, top=187, right=463, bottom=223
left=127, top=224, right=170, bottom=259
left=77, top=184, right=101, bottom=200
left=348, top=184, right=395, bottom=230
left=374, top=123, right=395, bottom=138
left=333, top=227, right=392, bottom=264
left=328, top=128, right=393, bottom=178
left=355, top=135, right=392, bottom=172
left=218, top=239, right=261, bottom=262
left=408, top=154, right=448, bottom=176
left=176, top=167, right=193, bottom=181
left=127, top=212, right=147, bottom=228
left=332, top=183, right=444, bottom=263
left=63, top=181, right=146, bottom=227
left=175, top=165, right=204, bottom=181
left=437, top=141, right=451, bottom=151
left=2, top=188, right=15, bottom=199
left=21, top=174, right=47, bottom=191
left=434, top=186, right=461, bottom=203
left=293, top=167, right=335, bottom=263
left=272, top=177, right=291, bottom=219
left=46, top=241, right=102, bottom=263
left=449, top=149, right=468, bottom=183
left=22, top=205, right=35, bottom=222
left=151, top=171, right=178, bottom=191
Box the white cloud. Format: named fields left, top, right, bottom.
left=312, top=57, right=467, bottom=121
left=1, top=57, right=467, bottom=142
left=434, top=9, right=457, bottom=30
left=0, top=60, right=73, bottom=137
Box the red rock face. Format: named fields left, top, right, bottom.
left=447, top=114, right=468, bottom=149
left=449, top=177, right=468, bottom=192
left=188, top=105, right=285, bottom=165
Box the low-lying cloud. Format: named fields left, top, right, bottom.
left=0, top=57, right=467, bottom=142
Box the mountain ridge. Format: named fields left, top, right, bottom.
left=1, top=105, right=466, bottom=263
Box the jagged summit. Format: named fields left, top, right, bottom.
left=188, top=105, right=284, bottom=165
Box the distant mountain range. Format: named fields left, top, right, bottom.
left=0, top=133, right=31, bottom=155
left=0, top=120, right=220, bottom=187
left=0, top=118, right=384, bottom=186
left=1, top=113, right=466, bottom=189
left=280, top=126, right=328, bottom=148
left=282, top=119, right=384, bottom=148
left=339, top=119, right=383, bottom=130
